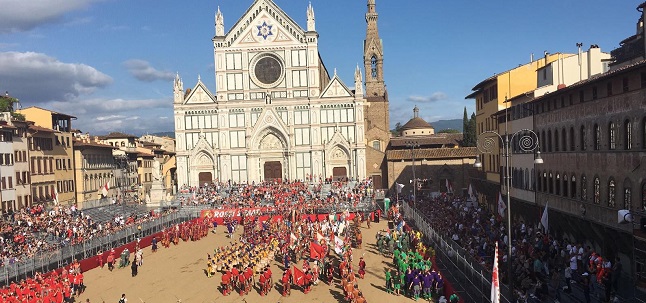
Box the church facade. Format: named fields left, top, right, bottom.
left=174, top=0, right=390, bottom=186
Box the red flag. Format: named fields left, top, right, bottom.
left=309, top=242, right=324, bottom=260
left=491, top=241, right=500, bottom=303
left=293, top=267, right=305, bottom=287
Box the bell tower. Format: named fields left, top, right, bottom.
left=363, top=0, right=390, bottom=189
left=364, top=0, right=385, bottom=97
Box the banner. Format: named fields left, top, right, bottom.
left=540, top=202, right=549, bottom=233
left=497, top=192, right=506, bottom=217
left=491, top=242, right=500, bottom=303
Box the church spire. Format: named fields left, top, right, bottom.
left=364, top=0, right=385, bottom=98
left=306, top=2, right=316, bottom=32
left=354, top=64, right=363, bottom=98
left=173, top=73, right=183, bottom=104
left=215, top=6, right=225, bottom=37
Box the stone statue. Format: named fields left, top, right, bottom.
left=153, top=159, right=162, bottom=181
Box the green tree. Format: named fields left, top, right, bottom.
left=438, top=129, right=460, bottom=134
left=391, top=122, right=403, bottom=136
left=462, top=112, right=477, bottom=147
left=0, top=96, right=24, bottom=121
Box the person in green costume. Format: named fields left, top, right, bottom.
left=393, top=270, right=402, bottom=296
left=385, top=269, right=392, bottom=293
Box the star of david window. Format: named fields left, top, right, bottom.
left=257, top=21, right=273, bottom=40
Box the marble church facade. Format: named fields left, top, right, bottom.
left=173, top=0, right=372, bottom=186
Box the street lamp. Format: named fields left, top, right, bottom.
left=473, top=128, right=542, bottom=301
left=405, top=141, right=420, bottom=208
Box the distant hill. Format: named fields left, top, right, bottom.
left=429, top=119, right=462, bottom=132
left=148, top=131, right=175, bottom=138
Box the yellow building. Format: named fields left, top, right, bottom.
left=73, top=135, right=118, bottom=208
left=18, top=107, right=77, bottom=205
left=136, top=151, right=154, bottom=201
left=26, top=123, right=57, bottom=206
left=465, top=53, right=571, bottom=205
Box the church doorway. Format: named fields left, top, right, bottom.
left=371, top=174, right=383, bottom=189
left=264, top=161, right=282, bottom=182
left=198, top=172, right=213, bottom=185
left=333, top=167, right=347, bottom=181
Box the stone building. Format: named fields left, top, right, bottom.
left=386, top=107, right=477, bottom=199
left=172, top=0, right=393, bottom=186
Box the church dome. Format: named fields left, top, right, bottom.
left=401, top=106, right=434, bottom=136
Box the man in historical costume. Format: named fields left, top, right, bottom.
left=281, top=267, right=292, bottom=296
left=358, top=257, right=366, bottom=279
left=221, top=270, right=232, bottom=296
left=151, top=236, right=158, bottom=252
left=131, top=257, right=138, bottom=277
left=107, top=250, right=115, bottom=271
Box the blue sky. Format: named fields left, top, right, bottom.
left=0, top=0, right=639, bottom=135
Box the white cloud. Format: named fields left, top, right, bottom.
left=0, top=51, right=112, bottom=103
left=0, top=0, right=101, bottom=34
left=406, top=92, right=448, bottom=103
left=123, top=59, right=175, bottom=82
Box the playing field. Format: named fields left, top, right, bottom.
left=76, top=220, right=419, bottom=303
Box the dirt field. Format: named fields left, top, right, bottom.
left=76, top=220, right=421, bottom=303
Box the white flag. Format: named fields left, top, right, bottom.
left=52, top=187, right=58, bottom=205
left=497, top=192, right=506, bottom=217
left=491, top=241, right=500, bottom=303
left=396, top=183, right=405, bottom=194
left=334, top=236, right=344, bottom=255
left=468, top=184, right=474, bottom=199
left=541, top=202, right=549, bottom=233
left=102, top=181, right=109, bottom=197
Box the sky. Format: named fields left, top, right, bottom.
left=0, top=0, right=640, bottom=135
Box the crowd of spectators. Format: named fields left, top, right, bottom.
left=414, top=195, right=622, bottom=302
left=179, top=179, right=374, bottom=214
left=0, top=203, right=172, bottom=268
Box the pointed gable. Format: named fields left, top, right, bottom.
left=226, top=0, right=305, bottom=47
left=184, top=80, right=216, bottom=105
left=320, top=74, right=353, bottom=98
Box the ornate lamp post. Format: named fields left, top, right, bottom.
left=473, top=127, right=542, bottom=301
left=405, top=141, right=420, bottom=208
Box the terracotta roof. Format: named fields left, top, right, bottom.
left=401, top=117, right=433, bottom=130
left=28, top=125, right=58, bottom=133
left=140, top=141, right=162, bottom=147
left=390, top=133, right=463, bottom=147
left=101, top=132, right=137, bottom=139
left=387, top=147, right=478, bottom=161
left=73, top=140, right=117, bottom=149
left=137, top=152, right=154, bottom=158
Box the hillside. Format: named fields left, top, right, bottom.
left=429, top=118, right=462, bottom=132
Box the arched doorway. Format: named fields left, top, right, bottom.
left=264, top=161, right=282, bottom=182
left=198, top=172, right=212, bottom=185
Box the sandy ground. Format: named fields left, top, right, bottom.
left=76, top=220, right=420, bottom=303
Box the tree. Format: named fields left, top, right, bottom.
left=438, top=129, right=460, bottom=134
left=462, top=112, right=477, bottom=147
left=391, top=122, right=403, bottom=136
left=0, top=96, right=24, bottom=121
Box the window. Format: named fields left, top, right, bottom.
left=548, top=172, right=553, bottom=194
left=372, top=140, right=381, bottom=151
left=554, top=130, right=559, bottom=151
left=609, top=122, right=616, bottom=150
left=593, top=177, right=600, bottom=204
left=228, top=112, right=245, bottom=128
left=580, top=126, right=587, bottom=151
left=229, top=130, right=246, bottom=148
left=230, top=155, right=247, bottom=183
left=295, top=152, right=311, bottom=180
left=556, top=173, right=561, bottom=195
left=371, top=56, right=377, bottom=78
left=294, top=128, right=310, bottom=146
left=581, top=175, right=587, bottom=200
left=570, top=127, right=575, bottom=151
left=625, top=120, right=632, bottom=150
left=608, top=178, right=616, bottom=208
left=291, top=49, right=307, bottom=67
left=547, top=130, right=552, bottom=152
left=562, top=128, right=567, bottom=151
left=594, top=124, right=601, bottom=150
left=563, top=174, right=568, bottom=197
left=623, top=77, right=629, bottom=92
left=571, top=175, right=576, bottom=198
left=292, top=70, right=308, bottom=87
left=624, top=180, right=632, bottom=210
left=226, top=73, right=243, bottom=90
left=225, top=53, right=242, bottom=70
left=294, top=110, right=310, bottom=125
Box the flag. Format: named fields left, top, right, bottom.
left=468, top=184, right=474, bottom=200
left=497, top=192, right=506, bottom=217
left=334, top=236, right=344, bottom=255
left=445, top=179, right=450, bottom=193
left=102, top=181, right=109, bottom=197
left=309, top=242, right=325, bottom=260
left=540, top=202, right=549, bottom=233
left=52, top=187, right=58, bottom=205
left=396, top=183, right=405, bottom=194
left=491, top=241, right=500, bottom=303
left=293, top=267, right=305, bottom=286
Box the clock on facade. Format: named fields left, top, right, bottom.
left=251, top=53, right=284, bottom=88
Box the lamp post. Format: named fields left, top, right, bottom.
left=405, top=141, right=420, bottom=208
left=473, top=127, right=542, bottom=301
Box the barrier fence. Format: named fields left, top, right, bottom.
left=0, top=211, right=192, bottom=286
left=401, top=202, right=512, bottom=303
